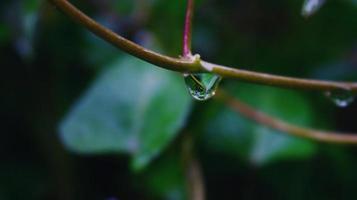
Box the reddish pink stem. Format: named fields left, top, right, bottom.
left=183, top=0, right=194, bottom=57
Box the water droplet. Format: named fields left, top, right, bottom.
left=324, top=90, right=356, bottom=108
left=302, top=0, right=325, bottom=17
left=184, top=73, right=222, bottom=101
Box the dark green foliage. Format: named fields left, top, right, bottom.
left=1, top=0, right=357, bottom=199
left=202, top=84, right=317, bottom=166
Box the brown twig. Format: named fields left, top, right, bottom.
left=48, top=0, right=357, bottom=92
left=48, top=0, right=200, bottom=72
left=49, top=0, right=357, bottom=145
left=182, top=135, right=206, bottom=200
left=216, top=90, right=357, bottom=144
left=186, top=158, right=205, bottom=200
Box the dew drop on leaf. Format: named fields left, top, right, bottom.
left=184, top=73, right=222, bottom=101
left=324, top=90, right=356, bottom=108
left=302, top=0, right=325, bottom=18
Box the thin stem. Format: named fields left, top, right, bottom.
left=48, top=0, right=200, bottom=72
left=203, top=61, right=357, bottom=92
left=186, top=158, right=205, bottom=200
left=183, top=0, right=194, bottom=57
left=182, top=134, right=206, bottom=200
left=216, top=90, right=357, bottom=144
left=48, top=0, right=357, bottom=92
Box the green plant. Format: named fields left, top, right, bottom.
left=48, top=0, right=357, bottom=199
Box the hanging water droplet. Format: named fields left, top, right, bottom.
left=184, top=73, right=222, bottom=101
left=302, top=0, right=325, bottom=18
left=324, top=90, right=356, bottom=108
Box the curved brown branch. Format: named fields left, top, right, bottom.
left=216, top=90, right=357, bottom=144
left=48, top=0, right=357, bottom=92
left=48, top=0, right=200, bottom=72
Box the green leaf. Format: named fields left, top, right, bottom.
left=250, top=126, right=316, bottom=165
left=202, top=84, right=317, bottom=166
left=59, top=56, right=192, bottom=170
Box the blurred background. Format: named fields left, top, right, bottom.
left=1, top=0, right=357, bottom=199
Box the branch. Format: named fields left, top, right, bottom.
left=48, top=0, right=200, bottom=72
left=182, top=3, right=205, bottom=199
left=216, top=90, right=357, bottom=144
left=186, top=157, right=205, bottom=200
left=48, top=0, right=357, bottom=92
left=183, top=0, right=194, bottom=57
left=182, top=135, right=206, bottom=200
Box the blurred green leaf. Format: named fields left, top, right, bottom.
left=202, top=84, right=317, bottom=166
left=250, top=126, right=316, bottom=165
left=59, top=55, right=192, bottom=170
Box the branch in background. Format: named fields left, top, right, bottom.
left=216, top=90, right=357, bottom=144
left=48, top=0, right=357, bottom=93
left=182, top=135, right=206, bottom=200
left=186, top=158, right=205, bottom=200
